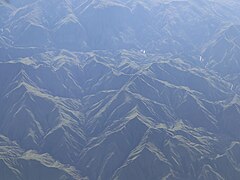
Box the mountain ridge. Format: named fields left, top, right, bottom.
left=1, top=0, right=240, bottom=179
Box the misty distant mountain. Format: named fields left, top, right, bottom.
left=0, top=0, right=240, bottom=180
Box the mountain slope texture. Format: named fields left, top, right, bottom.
left=0, top=0, right=240, bottom=179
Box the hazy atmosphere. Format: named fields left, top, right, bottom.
left=0, top=0, right=240, bottom=179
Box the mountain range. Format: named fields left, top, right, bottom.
left=0, top=0, right=240, bottom=179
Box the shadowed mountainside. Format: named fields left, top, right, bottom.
left=0, top=0, right=240, bottom=180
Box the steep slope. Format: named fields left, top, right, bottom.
left=1, top=0, right=240, bottom=180
left=0, top=135, right=84, bottom=180
left=0, top=49, right=239, bottom=179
